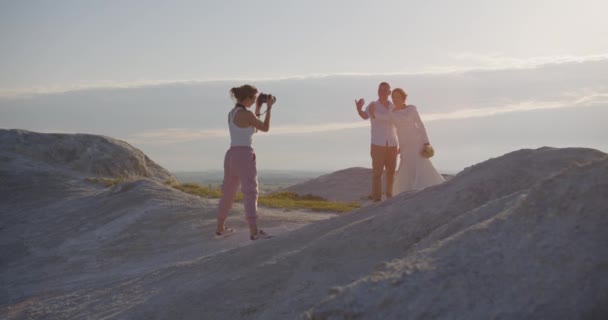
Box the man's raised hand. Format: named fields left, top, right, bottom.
left=355, top=98, right=365, bottom=110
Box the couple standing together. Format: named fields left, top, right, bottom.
left=356, top=82, right=445, bottom=202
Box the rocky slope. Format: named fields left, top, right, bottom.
left=1, top=130, right=606, bottom=320
left=285, top=167, right=452, bottom=202
left=0, top=129, right=175, bottom=182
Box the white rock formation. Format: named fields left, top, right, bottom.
left=285, top=167, right=452, bottom=202
left=285, top=167, right=374, bottom=202
left=306, top=149, right=608, bottom=319
left=0, top=129, right=175, bottom=183
left=1, top=129, right=606, bottom=320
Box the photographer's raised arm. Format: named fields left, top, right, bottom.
left=248, top=96, right=274, bottom=132
left=233, top=108, right=271, bottom=132
left=249, top=108, right=271, bottom=132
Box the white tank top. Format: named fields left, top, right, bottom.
left=228, top=107, right=255, bottom=147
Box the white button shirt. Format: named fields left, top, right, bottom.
left=365, top=100, right=399, bottom=147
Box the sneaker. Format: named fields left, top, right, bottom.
left=214, top=227, right=235, bottom=239
left=250, top=229, right=272, bottom=241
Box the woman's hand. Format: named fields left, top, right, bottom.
left=266, top=95, right=275, bottom=109
left=421, top=144, right=434, bottom=158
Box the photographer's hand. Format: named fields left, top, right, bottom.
left=266, top=95, right=275, bottom=109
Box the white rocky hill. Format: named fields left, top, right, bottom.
left=1, top=129, right=175, bottom=182
left=285, top=167, right=453, bottom=202
left=1, top=129, right=607, bottom=319
left=0, top=129, right=336, bottom=319
left=285, top=167, right=374, bottom=202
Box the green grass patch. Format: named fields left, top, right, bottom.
left=85, top=177, right=125, bottom=187
left=172, top=183, right=242, bottom=201
left=171, top=183, right=359, bottom=213
left=258, top=191, right=359, bottom=213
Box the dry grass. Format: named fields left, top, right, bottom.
left=170, top=183, right=360, bottom=213
left=85, top=177, right=125, bottom=187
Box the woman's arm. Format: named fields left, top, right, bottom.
left=249, top=98, right=274, bottom=132
left=249, top=108, right=272, bottom=132
left=411, top=106, right=430, bottom=144
left=233, top=107, right=272, bottom=132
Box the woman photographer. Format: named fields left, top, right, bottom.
left=215, top=84, right=275, bottom=240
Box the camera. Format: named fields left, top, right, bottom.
left=258, top=93, right=277, bottom=104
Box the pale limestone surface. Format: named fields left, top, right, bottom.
left=285, top=167, right=374, bottom=202
left=1, top=129, right=607, bottom=320
left=285, top=167, right=453, bottom=202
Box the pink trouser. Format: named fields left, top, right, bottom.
left=217, top=146, right=259, bottom=226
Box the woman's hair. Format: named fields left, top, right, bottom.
left=229, top=84, right=258, bottom=103
left=392, top=88, right=407, bottom=101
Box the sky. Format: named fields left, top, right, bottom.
left=2, top=0, right=607, bottom=93
left=1, top=0, right=608, bottom=173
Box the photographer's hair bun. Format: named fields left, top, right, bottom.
left=230, top=84, right=258, bottom=103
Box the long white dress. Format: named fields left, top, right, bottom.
left=375, top=105, right=445, bottom=194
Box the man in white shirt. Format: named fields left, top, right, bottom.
left=355, top=82, right=399, bottom=202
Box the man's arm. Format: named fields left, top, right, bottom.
left=355, top=99, right=369, bottom=120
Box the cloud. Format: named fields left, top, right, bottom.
left=437, top=53, right=608, bottom=73
left=3, top=53, right=608, bottom=99
left=126, top=91, right=608, bottom=146
left=424, top=91, right=608, bottom=121
left=127, top=128, right=228, bottom=145
left=126, top=122, right=370, bottom=145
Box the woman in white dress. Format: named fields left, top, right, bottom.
left=370, top=88, right=445, bottom=195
